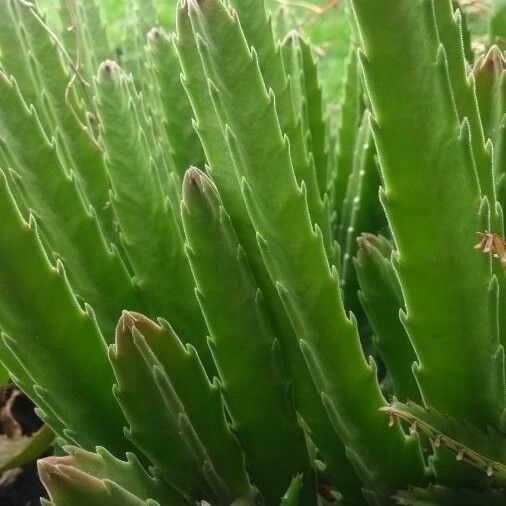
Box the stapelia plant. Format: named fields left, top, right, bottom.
left=0, top=0, right=504, bottom=504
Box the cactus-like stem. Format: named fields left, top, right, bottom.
left=0, top=170, right=129, bottom=455
left=433, top=0, right=499, bottom=224
left=182, top=0, right=426, bottom=498
left=223, top=0, right=336, bottom=263
left=355, top=234, right=421, bottom=403
left=176, top=8, right=364, bottom=499
left=282, top=32, right=330, bottom=199
left=334, top=46, right=362, bottom=226
left=147, top=28, right=205, bottom=175
left=39, top=457, right=160, bottom=506
left=338, top=111, right=384, bottom=319
left=348, top=0, right=505, bottom=429
left=0, top=70, right=138, bottom=337
left=95, top=60, right=212, bottom=368
left=182, top=167, right=312, bottom=504
left=40, top=446, right=183, bottom=505
left=0, top=0, right=112, bottom=235
left=110, top=311, right=254, bottom=504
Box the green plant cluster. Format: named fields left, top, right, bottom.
left=0, top=0, right=504, bottom=504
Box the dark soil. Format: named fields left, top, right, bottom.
left=0, top=386, right=49, bottom=506
left=0, top=461, right=48, bottom=506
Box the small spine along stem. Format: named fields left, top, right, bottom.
left=380, top=404, right=505, bottom=480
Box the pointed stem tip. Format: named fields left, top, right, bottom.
left=97, top=60, right=122, bottom=85
left=117, top=311, right=162, bottom=336
left=182, top=166, right=207, bottom=204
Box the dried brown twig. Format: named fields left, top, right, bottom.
left=62, top=0, right=104, bottom=152
left=16, top=0, right=103, bottom=152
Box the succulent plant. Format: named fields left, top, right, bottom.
left=0, top=0, right=505, bottom=504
